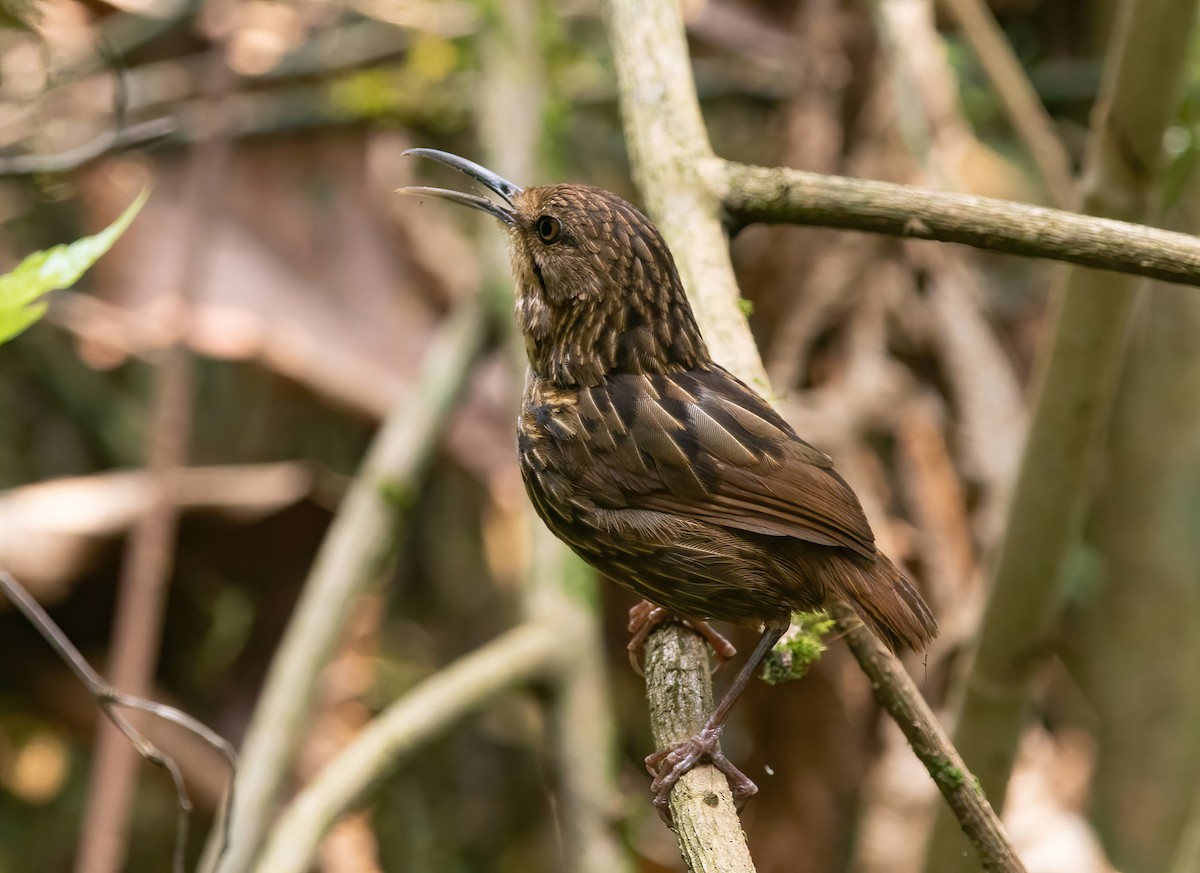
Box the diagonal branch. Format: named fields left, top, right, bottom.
left=252, top=621, right=562, bottom=873
left=205, top=302, right=491, bottom=873
left=830, top=602, right=1022, bottom=872
left=934, top=0, right=1074, bottom=205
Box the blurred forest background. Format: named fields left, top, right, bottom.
left=2, top=0, right=1199, bottom=871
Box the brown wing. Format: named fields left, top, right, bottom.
left=574, top=366, right=878, bottom=560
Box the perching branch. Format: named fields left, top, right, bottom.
left=644, top=624, right=759, bottom=873
left=206, top=302, right=490, bottom=873
left=710, top=159, right=1200, bottom=288
left=603, top=0, right=762, bottom=866
left=252, top=621, right=562, bottom=873
left=0, top=569, right=237, bottom=873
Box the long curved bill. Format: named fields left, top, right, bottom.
left=397, top=148, right=522, bottom=225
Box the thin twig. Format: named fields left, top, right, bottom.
left=252, top=621, right=563, bottom=873
left=831, top=602, right=1025, bottom=872
left=0, top=118, right=177, bottom=176
left=206, top=302, right=490, bottom=873
left=711, top=159, right=1200, bottom=288
left=934, top=0, right=1074, bottom=206
left=0, top=569, right=237, bottom=873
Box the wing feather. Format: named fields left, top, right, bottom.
left=576, top=367, right=877, bottom=560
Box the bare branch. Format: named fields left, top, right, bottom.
left=711, top=159, right=1200, bottom=289
left=643, top=624, right=758, bottom=873
left=0, top=118, right=177, bottom=176
left=603, top=0, right=770, bottom=395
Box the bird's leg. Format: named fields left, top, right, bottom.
left=644, top=618, right=790, bottom=824
left=626, top=600, right=737, bottom=676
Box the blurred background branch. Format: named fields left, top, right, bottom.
left=934, top=0, right=1073, bottom=206
left=927, top=0, right=1200, bottom=868
left=478, top=0, right=629, bottom=869
left=207, top=301, right=490, bottom=872
left=252, top=619, right=563, bottom=873
left=0, top=569, right=236, bottom=873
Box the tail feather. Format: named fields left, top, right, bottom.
left=840, top=553, right=937, bottom=653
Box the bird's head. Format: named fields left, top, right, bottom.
left=399, top=148, right=708, bottom=386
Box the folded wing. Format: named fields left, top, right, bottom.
left=575, top=366, right=878, bottom=560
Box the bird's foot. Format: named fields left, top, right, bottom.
left=627, top=600, right=737, bottom=676
left=644, top=725, right=759, bottom=825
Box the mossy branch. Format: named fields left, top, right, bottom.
left=830, top=603, right=1024, bottom=873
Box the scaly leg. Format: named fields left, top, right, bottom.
left=626, top=600, right=737, bottom=676
left=644, top=618, right=790, bottom=824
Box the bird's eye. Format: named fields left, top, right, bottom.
left=535, top=215, right=562, bottom=244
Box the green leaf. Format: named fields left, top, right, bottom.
left=0, top=188, right=149, bottom=345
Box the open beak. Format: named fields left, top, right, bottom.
left=397, top=148, right=522, bottom=225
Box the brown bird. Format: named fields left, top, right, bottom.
left=399, top=149, right=937, bottom=817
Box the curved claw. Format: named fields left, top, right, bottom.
left=644, top=725, right=759, bottom=826
left=626, top=601, right=738, bottom=677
